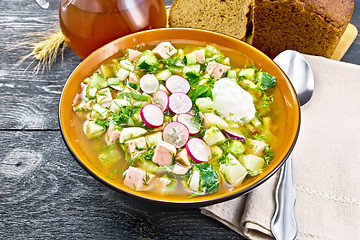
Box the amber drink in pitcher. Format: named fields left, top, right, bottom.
left=59, top=0, right=167, bottom=59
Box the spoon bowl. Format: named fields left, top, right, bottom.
left=273, top=50, right=314, bottom=106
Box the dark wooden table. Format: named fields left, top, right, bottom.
left=1, top=1, right=359, bottom=239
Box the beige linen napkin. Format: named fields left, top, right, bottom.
left=201, top=55, right=360, bottom=240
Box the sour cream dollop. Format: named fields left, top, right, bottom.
left=212, top=78, right=256, bottom=123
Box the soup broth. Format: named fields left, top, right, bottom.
left=70, top=41, right=287, bottom=201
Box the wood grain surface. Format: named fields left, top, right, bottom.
left=0, top=0, right=359, bottom=239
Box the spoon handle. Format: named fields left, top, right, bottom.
left=271, top=154, right=298, bottom=240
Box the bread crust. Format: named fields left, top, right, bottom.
left=168, top=0, right=354, bottom=58
left=251, top=0, right=354, bottom=58
left=299, top=0, right=354, bottom=29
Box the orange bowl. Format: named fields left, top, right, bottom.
left=59, top=28, right=300, bottom=206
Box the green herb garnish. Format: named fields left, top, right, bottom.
left=111, top=106, right=137, bottom=125
left=95, top=119, right=109, bottom=130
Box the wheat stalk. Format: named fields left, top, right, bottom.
left=13, top=29, right=67, bottom=75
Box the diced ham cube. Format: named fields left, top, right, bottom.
left=128, top=49, right=142, bottom=62
left=157, top=177, right=175, bottom=194
left=176, top=148, right=190, bottom=166
left=96, top=88, right=113, bottom=107
left=128, top=72, right=139, bottom=84
left=153, top=140, right=176, bottom=166
left=205, top=62, right=217, bottom=75
left=193, top=49, right=205, bottom=64
left=123, top=166, right=155, bottom=191
left=125, top=137, right=147, bottom=159
left=213, top=65, right=231, bottom=79
left=247, top=139, right=267, bottom=156
left=206, top=62, right=231, bottom=79
left=152, top=42, right=177, bottom=59
left=172, top=163, right=191, bottom=175
left=104, top=123, right=121, bottom=145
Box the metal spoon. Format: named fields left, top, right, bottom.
left=270, top=50, right=314, bottom=240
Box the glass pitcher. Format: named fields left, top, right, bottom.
left=59, top=0, right=167, bottom=59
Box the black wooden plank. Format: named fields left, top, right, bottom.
left=0, top=130, right=242, bottom=239
left=0, top=0, right=81, bottom=130
left=342, top=0, right=360, bottom=65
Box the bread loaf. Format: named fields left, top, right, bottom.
left=168, top=0, right=253, bottom=41
left=168, top=0, right=354, bottom=58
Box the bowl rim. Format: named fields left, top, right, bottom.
left=59, top=27, right=300, bottom=207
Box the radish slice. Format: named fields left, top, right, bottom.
left=152, top=90, right=169, bottom=112
left=163, top=122, right=189, bottom=148
left=169, top=93, right=192, bottom=114
left=165, top=75, right=191, bottom=94
left=140, top=104, right=164, bottom=128
left=186, top=138, right=211, bottom=163
left=140, top=74, right=159, bottom=93
left=222, top=128, right=246, bottom=141
left=177, top=113, right=201, bottom=135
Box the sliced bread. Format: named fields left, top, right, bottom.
left=168, top=0, right=253, bottom=41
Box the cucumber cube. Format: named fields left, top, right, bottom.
left=183, top=65, right=200, bottom=75
left=204, top=45, right=222, bottom=57
left=107, top=78, right=124, bottom=91
left=96, top=88, right=112, bottom=105
left=88, top=73, right=107, bottom=89
left=138, top=159, right=159, bottom=174
left=219, top=153, right=247, bottom=187
left=228, top=140, right=246, bottom=157
left=227, top=69, right=237, bottom=80
left=188, top=168, right=201, bottom=192
left=119, top=59, right=134, bottom=71
left=91, top=104, right=109, bottom=119
left=136, top=50, right=158, bottom=70
left=145, top=132, right=163, bottom=147
left=204, top=112, right=229, bottom=129
left=155, top=69, right=172, bottom=81
left=115, top=68, right=130, bottom=81
left=239, top=68, right=256, bottom=80
left=110, top=99, right=131, bottom=112
left=203, top=127, right=226, bottom=146
left=119, top=127, right=147, bottom=143
left=85, top=120, right=105, bottom=138
left=239, top=154, right=265, bottom=175
left=195, top=97, right=214, bottom=113
left=184, top=52, right=197, bottom=65
left=98, top=149, right=122, bottom=169
left=86, top=86, right=98, bottom=99
left=168, top=65, right=183, bottom=75
left=211, top=145, right=223, bottom=159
